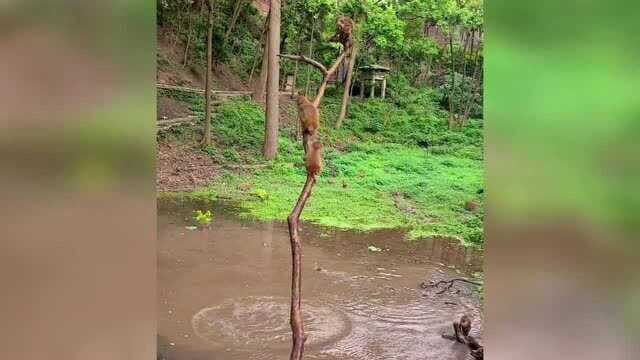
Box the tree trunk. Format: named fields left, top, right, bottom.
left=448, top=24, right=456, bottom=129
left=223, top=0, right=245, bottom=45
left=182, top=10, right=194, bottom=66
left=201, top=2, right=214, bottom=146
left=304, top=19, right=315, bottom=97
left=462, top=28, right=482, bottom=125
left=291, top=37, right=302, bottom=97
left=250, top=11, right=270, bottom=88
left=254, top=33, right=269, bottom=103
left=336, top=44, right=357, bottom=128
left=263, top=0, right=281, bottom=160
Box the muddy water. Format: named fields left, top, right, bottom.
left=158, top=200, right=483, bottom=360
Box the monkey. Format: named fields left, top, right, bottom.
left=296, top=94, right=320, bottom=136
left=305, top=141, right=323, bottom=177
left=454, top=314, right=472, bottom=341
left=442, top=315, right=483, bottom=359
left=329, top=16, right=355, bottom=51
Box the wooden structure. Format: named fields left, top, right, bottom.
left=358, top=65, right=390, bottom=99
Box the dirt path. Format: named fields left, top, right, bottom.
left=156, top=140, right=219, bottom=192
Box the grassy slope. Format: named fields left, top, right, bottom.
left=161, top=87, right=484, bottom=246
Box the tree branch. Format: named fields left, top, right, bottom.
left=313, top=51, right=347, bottom=108
left=278, top=50, right=348, bottom=107
left=279, top=54, right=328, bottom=75
left=421, top=278, right=483, bottom=294
left=287, top=133, right=319, bottom=360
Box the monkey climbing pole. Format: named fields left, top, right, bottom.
left=279, top=17, right=354, bottom=360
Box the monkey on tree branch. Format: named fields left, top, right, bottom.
left=329, top=16, right=355, bottom=52
left=280, top=17, right=354, bottom=360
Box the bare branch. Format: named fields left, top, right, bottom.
left=312, top=50, right=347, bottom=108
left=287, top=133, right=320, bottom=360
left=421, top=278, right=483, bottom=294
left=279, top=54, right=328, bottom=75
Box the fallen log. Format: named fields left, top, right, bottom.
left=157, top=116, right=197, bottom=131
left=156, top=83, right=253, bottom=98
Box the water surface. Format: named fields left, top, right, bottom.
left=158, top=200, right=483, bottom=360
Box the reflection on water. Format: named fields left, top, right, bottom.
left=158, top=199, right=483, bottom=360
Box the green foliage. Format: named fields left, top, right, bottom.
left=193, top=209, right=213, bottom=226
left=253, top=188, right=269, bottom=201
left=439, top=72, right=483, bottom=119
left=361, top=3, right=405, bottom=54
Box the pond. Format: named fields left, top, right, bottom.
left=158, top=199, right=483, bottom=360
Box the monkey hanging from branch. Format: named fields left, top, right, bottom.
left=329, top=16, right=355, bottom=52
left=296, top=94, right=320, bottom=136
left=329, top=16, right=355, bottom=83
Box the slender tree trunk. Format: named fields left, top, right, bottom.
left=462, top=29, right=482, bottom=125
left=264, top=0, right=281, bottom=160
left=248, top=42, right=261, bottom=83
left=254, top=32, right=269, bottom=102
left=291, top=37, right=302, bottom=97
left=336, top=44, right=358, bottom=128
left=448, top=24, right=456, bottom=129
left=461, top=29, right=471, bottom=78
left=250, top=11, right=270, bottom=86
left=304, top=19, right=315, bottom=97
left=173, top=2, right=185, bottom=48
left=223, top=0, right=245, bottom=45
left=201, top=2, right=214, bottom=146
left=183, top=11, right=194, bottom=66
left=424, top=55, right=432, bottom=84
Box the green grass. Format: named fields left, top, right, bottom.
left=169, top=87, right=484, bottom=246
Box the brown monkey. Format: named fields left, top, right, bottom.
left=297, top=95, right=320, bottom=136
left=454, top=314, right=472, bottom=340
left=442, top=315, right=483, bottom=359
left=305, top=142, right=323, bottom=177
left=329, top=16, right=355, bottom=51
